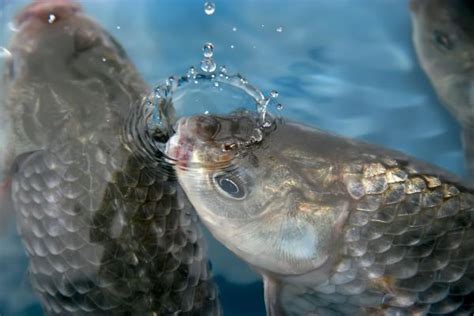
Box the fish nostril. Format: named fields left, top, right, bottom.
left=15, top=0, right=82, bottom=27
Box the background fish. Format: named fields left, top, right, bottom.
left=410, top=0, right=474, bottom=176
left=3, top=0, right=220, bottom=314
left=167, top=114, right=474, bottom=315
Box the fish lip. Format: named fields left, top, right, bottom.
left=165, top=118, right=194, bottom=167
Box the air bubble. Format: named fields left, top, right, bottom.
left=219, top=65, right=227, bottom=74
left=262, top=121, right=272, bottom=128
left=102, top=57, right=107, bottom=62
left=116, top=25, right=121, bottom=30
left=230, top=45, right=235, bottom=49
left=203, top=42, right=214, bottom=58
left=232, top=27, right=237, bottom=32
left=276, top=26, right=283, bottom=33
left=204, top=2, right=215, bottom=15
left=270, top=90, right=279, bottom=98
left=201, top=58, right=216, bottom=73
left=276, top=103, right=284, bottom=111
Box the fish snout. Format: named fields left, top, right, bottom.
left=15, top=0, right=82, bottom=28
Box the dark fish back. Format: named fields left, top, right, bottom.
left=12, top=135, right=221, bottom=315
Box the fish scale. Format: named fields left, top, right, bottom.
left=280, top=159, right=474, bottom=316
left=12, top=138, right=220, bottom=315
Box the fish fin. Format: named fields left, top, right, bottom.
left=263, top=275, right=284, bottom=316
left=462, top=126, right=474, bottom=177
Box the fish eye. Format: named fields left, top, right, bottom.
left=432, top=30, right=453, bottom=50
left=213, top=173, right=247, bottom=200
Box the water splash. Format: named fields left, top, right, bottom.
left=204, top=2, right=216, bottom=15
left=201, top=42, right=216, bottom=73
left=131, top=44, right=283, bottom=166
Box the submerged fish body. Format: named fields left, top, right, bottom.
left=167, top=114, right=474, bottom=315
left=4, top=1, right=220, bottom=314
left=410, top=0, right=474, bottom=174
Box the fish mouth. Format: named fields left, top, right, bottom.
left=165, top=116, right=236, bottom=170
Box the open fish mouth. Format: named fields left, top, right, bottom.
left=166, top=116, right=238, bottom=171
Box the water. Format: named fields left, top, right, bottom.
left=0, top=0, right=466, bottom=315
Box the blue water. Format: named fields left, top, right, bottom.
left=0, top=0, right=466, bottom=315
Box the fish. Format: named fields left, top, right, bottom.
left=166, top=113, right=474, bottom=315
left=3, top=0, right=221, bottom=314
left=410, top=0, right=474, bottom=175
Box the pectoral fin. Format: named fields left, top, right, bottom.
left=263, top=275, right=284, bottom=316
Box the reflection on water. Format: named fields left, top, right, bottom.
left=0, top=0, right=466, bottom=315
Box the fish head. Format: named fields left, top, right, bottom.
left=410, top=0, right=474, bottom=123
left=3, top=0, right=146, bottom=165
left=7, top=0, right=132, bottom=85
left=167, top=114, right=349, bottom=276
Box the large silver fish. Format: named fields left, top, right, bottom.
left=410, top=0, right=474, bottom=175
left=3, top=0, right=220, bottom=314
left=167, top=113, right=474, bottom=315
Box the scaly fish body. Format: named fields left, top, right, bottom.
left=4, top=1, right=220, bottom=314
left=410, top=0, right=474, bottom=174
left=167, top=114, right=474, bottom=315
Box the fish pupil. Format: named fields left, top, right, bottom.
left=215, top=175, right=245, bottom=199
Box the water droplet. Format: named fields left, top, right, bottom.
left=202, top=42, right=214, bottom=58
left=0, top=47, right=12, bottom=58
left=204, top=2, right=215, bottom=15
left=276, top=26, right=283, bottom=33
left=48, top=14, right=56, bottom=24
left=270, top=90, right=279, bottom=98
left=116, top=25, right=121, bottom=30
left=187, top=66, right=197, bottom=78
left=276, top=103, right=284, bottom=111
left=230, top=44, right=235, bottom=49
left=252, top=128, right=263, bottom=142
left=232, top=27, right=237, bottom=32
left=201, top=58, right=216, bottom=73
